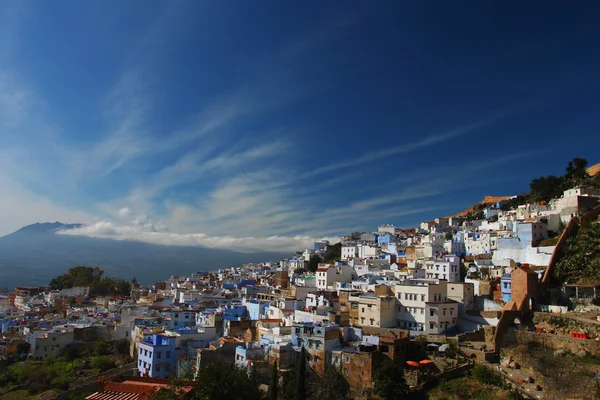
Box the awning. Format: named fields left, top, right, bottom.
left=427, top=344, right=439, bottom=349
left=438, top=344, right=450, bottom=352
left=419, top=360, right=433, bottom=365
left=406, top=361, right=420, bottom=367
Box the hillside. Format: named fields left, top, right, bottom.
left=0, top=223, right=287, bottom=289
left=587, top=162, right=600, bottom=177
left=451, top=195, right=514, bottom=218
left=449, top=160, right=599, bottom=219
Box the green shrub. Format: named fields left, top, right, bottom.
left=471, top=365, right=503, bottom=387
left=114, top=338, right=130, bottom=356
left=93, top=340, right=109, bottom=356
left=92, top=356, right=116, bottom=372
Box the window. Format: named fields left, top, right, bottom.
left=359, top=359, right=364, bottom=366
left=345, top=356, right=350, bottom=363
left=429, top=323, right=434, bottom=330
left=450, top=309, right=453, bottom=316
left=166, top=351, right=171, bottom=358
left=156, top=365, right=161, bottom=372
left=139, top=360, right=142, bottom=366
left=344, top=368, right=349, bottom=376
left=157, top=352, right=161, bottom=359
left=420, top=308, right=424, bottom=315
left=430, top=309, right=435, bottom=316
left=443, top=310, right=446, bottom=316
left=421, top=294, right=425, bottom=301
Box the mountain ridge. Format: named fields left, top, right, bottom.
left=449, top=195, right=514, bottom=218
left=0, top=222, right=287, bottom=289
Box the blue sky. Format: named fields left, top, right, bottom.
left=1, top=1, right=600, bottom=251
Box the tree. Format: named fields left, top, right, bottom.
left=295, top=347, right=306, bottom=400
left=92, top=356, right=116, bottom=372
left=308, top=364, right=349, bottom=400
left=307, top=254, right=321, bottom=273
left=565, top=157, right=589, bottom=183
left=466, top=210, right=485, bottom=221
left=415, top=335, right=428, bottom=350
left=555, top=223, right=600, bottom=283
left=191, top=361, right=262, bottom=400
left=529, top=175, right=565, bottom=203
left=94, top=339, right=109, bottom=356
left=269, top=361, right=278, bottom=400
left=49, top=266, right=131, bottom=296
left=323, top=243, right=342, bottom=263
left=371, top=359, right=409, bottom=400
left=16, top=342, right=30, bottom=357
left=64, top=345, right=81, bottom=361
left=114, top=338, right=130, bottom=356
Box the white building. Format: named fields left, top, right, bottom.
left=492, top=221, right=554, bottom=267
left=27, top=326, right=77, bottom=360
left=378, top=224, right=396, bottom=235
left=464, top=232, right=496, bottom=255
left=393, top=279, right=458, bottom=335
left=424, top=254, right=460, bottom=282
left=315, top=264, right=354, bottom=291
left=357, top=294, right=396, bottom=328
left=341, top=245, right=358, bottom=260
left=289, top=259, right=308, bottom=275
left=357, top=244, right=381, bottom=259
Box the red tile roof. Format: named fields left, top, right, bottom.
left=86, top=391, right=142, bottom=400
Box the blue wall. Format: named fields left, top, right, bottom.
left=137, top=334, right=177, bottom=378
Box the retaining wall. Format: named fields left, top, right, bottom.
left=504, top=329, right=600, bottom=356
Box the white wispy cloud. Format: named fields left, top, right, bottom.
left=0, top=72, right=32, bottom=126
left=57, top=221, right=335, bottom=253
left=301, top=105, right=534, bottom=179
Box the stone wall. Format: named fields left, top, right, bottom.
left=458, top=329, right=485, bottom=343
left=504, top=329, right=600, bottom=356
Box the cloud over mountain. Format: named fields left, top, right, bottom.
left=57, top=221, right=334, bottom=253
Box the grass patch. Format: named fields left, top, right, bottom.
left=0, top=389, right=33, bottom=400
left=579, top=353, right=600, bottom=365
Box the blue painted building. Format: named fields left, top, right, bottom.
left=137, top=333, right=177, bottom=378
left=0, top=319, right=17, bottom=333
left=377, top=233, right=395, bottom=246
left=500, top=273, right=512, bottom=302
left=244, top=300, right=269, bottom=320
left=222, top=304, right=248, bottom=321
